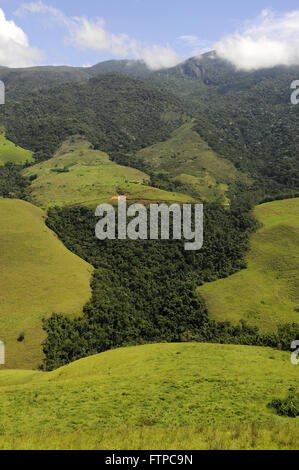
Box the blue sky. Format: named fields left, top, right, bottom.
left=0, top=1, right=299, bottom=69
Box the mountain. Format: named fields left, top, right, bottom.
left=2, top=53, right=298, bottom=195
left=87, top=59, right=152, bottom=78
left=155, top=54, right=217, bottom=81
left=0, top=65, right=91, bottom=99
left=4, top=73, right=186, bottom=159
left=151, top=54, right=299, bottom=194
left=0, top=60, right=151, bottom=100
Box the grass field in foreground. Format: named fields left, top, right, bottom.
left=0, top=199, right=93, bottom=369
left=0, top=133, right=33, bottom=165
left=0, top=343, right=297, bottom=449
left=198, top=198, right=299, bottom=332
left=135, top=122, right=251, bottom=203
left=0, top=423, right=297, bottom=450
left=23, top=136, right=193, bottom=209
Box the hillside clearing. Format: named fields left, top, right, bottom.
left=134, top=122, right=251, bottom=203
left=23, top=136, right=193, bottom=209
left=198, top=198, right=299, bottom=332
left=0, top=133, right=33, bottom=165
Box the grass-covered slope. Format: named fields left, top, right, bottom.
left=0, top=133, right=33, bottom=165
left=0, top=343, right=298, bottom=449
left=134, top=122, right=251, bottom=203
left=23, top=136, right=193, bottom=209
left=198, top=198, right=299, bottom=332
left=0, top=199, right=93, bottom=369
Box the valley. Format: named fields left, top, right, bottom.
left=0, top=51, right=298, bottom=450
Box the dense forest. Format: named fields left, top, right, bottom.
left=0, top=163, right=30, bottom=199
left=4, top=73, right=186, bottom=161
left=43, top=200, right=299, bottom=370
left=0, top=60, right=151, bottom=100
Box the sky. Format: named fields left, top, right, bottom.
left=0, top=0, right=299, bottom=70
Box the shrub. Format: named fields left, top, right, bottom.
left=268, top=388, right=299, bottom=417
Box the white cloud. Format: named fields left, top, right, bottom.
left=0, top=8, right=42, bottom=67
left=142, top=45, right=181, bottom=70
left=15, top=1, right=66, bottom=23
left=16, top=1, right=182, bottom=70
left=215, top=10, right=299, bottom=70
left=67, top=17, right=140, bottom=58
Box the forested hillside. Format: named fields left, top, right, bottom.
left=0, top=65, right=90, bottom=99
left=0, top=60, right=150, bottom=99
left=152, top=54, right=299, bottom=193
left=4, top=73, right=186, bottom=161
left=42, top=199, right=299, bottom=371
left=1, top=53, right=299, bottom=197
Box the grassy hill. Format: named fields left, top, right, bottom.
left=23, top=136, right=193, bottom=209
left=0, top=133, right=33, bottom=165
left=0, top=199, right=93, bottom=369
left=198, top=198, right=299, bottom=332
left=0, top=342, right=298, bottom=450
left=134, top=122, right=251, bottom=203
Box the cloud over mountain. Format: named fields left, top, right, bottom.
left=16, top=1, right=181, bottom=70
left=215, top=10, right=299, bottom=70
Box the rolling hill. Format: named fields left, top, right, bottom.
left=0, top=133, right=33, bottom=165
left=23, top=135, right=194, bottom=209
left=134, top=122, right=251, bottom=203
left=0, top=199, right=93, bottom=369
left=0, top=343, right=298, bottom=450
left=198, top=198, right=299, bottom=332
